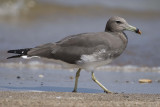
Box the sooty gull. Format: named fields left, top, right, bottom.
left=7, top=16, right=141, bottom=93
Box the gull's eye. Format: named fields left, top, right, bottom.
left=116, top=21, right=122, bottom=24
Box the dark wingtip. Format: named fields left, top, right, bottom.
left=7, top=50, right=18, bottom=54
left=7, top=48, right=31, bottom=54
left=7, top=55, right=22, bottom=59
left=7, top=57, right=11, bottom=59
left=8, top=50, right=14, bottom=53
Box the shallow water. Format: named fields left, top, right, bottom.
left=0, top=0, right=160, bottom=93
left=0, top=62, right=160, bottom=94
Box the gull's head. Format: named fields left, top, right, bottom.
left=105, top=16, right=141, bottom=35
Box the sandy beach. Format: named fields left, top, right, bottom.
left=0, top=91, right=160, bottom=107
left=0, top=0, right=160, bottom=107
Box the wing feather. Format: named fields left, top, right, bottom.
left=27, top=32, right=123, bottom=64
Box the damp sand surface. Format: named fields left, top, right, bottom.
left=0, top=91, right=160, bottom=107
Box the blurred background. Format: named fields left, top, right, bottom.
left=0, top=0, right=160, bottom=66
left=0, top=0, right=160, bottom=93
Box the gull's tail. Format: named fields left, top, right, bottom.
left=7, top=48, right=31, bottom=59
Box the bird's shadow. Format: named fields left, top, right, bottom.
left=0, top=86, right=103, bottom=93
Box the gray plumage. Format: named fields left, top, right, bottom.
left=7, top=16, right=141, bottom=93
left=28, top=32, right=126, bottom=64
left=8, top=16, right=141, bottom=70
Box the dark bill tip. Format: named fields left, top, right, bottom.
left=135, top=28, right=141, bottom=35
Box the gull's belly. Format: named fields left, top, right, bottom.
left=78, top=59, right=113, bottom=71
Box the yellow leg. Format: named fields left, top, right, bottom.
left=91, top=71, right=112, bottom=93
left=72, top=68, right=81, bottom=92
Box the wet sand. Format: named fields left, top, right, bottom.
left=0, top=91, right=160, bottom=107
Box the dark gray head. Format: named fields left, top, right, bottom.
left=105, top=16, right=141, bottom=34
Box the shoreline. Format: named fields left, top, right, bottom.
left=0, top=91, right=160, bottom=106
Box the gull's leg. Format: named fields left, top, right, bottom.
left=91, top=71, right=112, bottom=93
left=72, top=68, right=81, bottom=92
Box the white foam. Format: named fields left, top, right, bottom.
left=97, top=65, right=160, bottom=72
left=0, top=62, right=160, bottom=72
